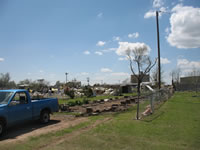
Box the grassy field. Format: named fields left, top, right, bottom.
left=1, top=92, right=200, bottom=150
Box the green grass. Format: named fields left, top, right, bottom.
left=1, top=92, right=199, bottom=150
left=53, top=92, right=200, bottom=150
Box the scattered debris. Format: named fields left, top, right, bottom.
left=59, top=96, right=141, bottom=116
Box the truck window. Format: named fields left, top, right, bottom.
left=12, top=92, right=28, bottom=105
left=0, top=92, right=13, bottom=104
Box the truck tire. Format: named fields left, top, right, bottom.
left=0, top=120, right=5, bottom=136
left=40, top=110, right=50, bottom=124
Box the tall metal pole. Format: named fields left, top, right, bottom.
left=87, top=77, right=90, bottom=86
left=65, top=73, right=68, bottom=84
left=156, top=11, right=161, bottom=89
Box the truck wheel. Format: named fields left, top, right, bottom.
left=40, top=111, right=50, bottom=124
left=0, top=121, right=5, bottom=136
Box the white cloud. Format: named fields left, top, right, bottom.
left=113, top=36, right=120, bottom=41
left=161, top=57, right=171, bottom=64
left=101, top=68, right=112, bottom=73
left=153, top=0, right=164, bottom=8
left=39, top=70, right=45, bottom=73
left=144, top=10, right=156, bottom=18
left=177, top=59, right=200, bottom=73
left=160, top=7, right=167, bottom=13
left=167, top=5, right=200, bottom=49
left=116, top=42, right=151, bottom=56
left=96, top=41, right=106, bottom=46
left=144, top=6, right=167, bottom=19
left=83, top=50, right=90, bottom=55
left=128, top=32, right=139, bottom=38
left=80, top=72, right=89, bottom=76
left=97, top=12, right=103, bottom=18
left=0, top=58, right=5, bottom=62
left=92, top=71, right=130, bottom=85
left=165, top=27, right=170, bottom=34
left=118, top=57, right=126, bottom=61
left=111, top=72, right=130, bottom=76
left=95, top=51, right=103, bottom=56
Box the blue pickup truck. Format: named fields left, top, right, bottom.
left=0, top=89, right=59, bottom=136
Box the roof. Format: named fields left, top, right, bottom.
left=0, top=89, right=27, bottom=93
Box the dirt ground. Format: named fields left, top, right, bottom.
left=37, top=117, right=112, bottom=150
left=0, top=96, right=138, bottom=144
left=68, top=96, right=138, bottom=115
left=0, top=114, right=88, bottom=144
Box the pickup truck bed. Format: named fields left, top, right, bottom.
left=32, top=98, right=59, bottom=120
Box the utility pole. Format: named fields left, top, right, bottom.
left=87, top=77, right=90, bottom=86
left=156, top=11, right=161, bottom=89
left=65, top=73, right=68, bottom=84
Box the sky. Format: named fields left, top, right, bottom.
left=0, top=0, right=200, bottom=85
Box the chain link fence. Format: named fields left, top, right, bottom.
left=139, top=88, right=174, bottom=119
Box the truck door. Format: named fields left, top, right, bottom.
left=8, top=92, right=32, bottom=124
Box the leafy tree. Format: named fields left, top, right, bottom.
left=83, top=86, right=93, bottom=97
left=0, top=73, right=16, bottom=89
left=8, top=81, right=17, bottom=89
left=18, top=79, right=32, bottom=85
left=64, top=87, right=75, bottom=99
left=54, top=81, right=61, bottom=88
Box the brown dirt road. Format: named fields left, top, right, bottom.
left=38, top=117, right=112, bottom=150
left=0, top=114, right=88, bottom=144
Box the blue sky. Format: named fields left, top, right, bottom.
left=0, top=0, right=200, bottom=85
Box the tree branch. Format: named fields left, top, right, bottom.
left=128, top=54, right=137, bottom=77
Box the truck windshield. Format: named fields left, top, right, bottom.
left=0, top=92, right=14, bottom=104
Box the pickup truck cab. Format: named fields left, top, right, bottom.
left=0, top=89, right=59, bottom=136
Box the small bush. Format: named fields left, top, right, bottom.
left=83, top=86, right=93, bottom=97
left=83, top=98, right=89, bottom=104
left=68, top=101, right=76, bottom=106
left=64, top=87, right=75, bottom=99
left=75, top=100, right=83, bottom=105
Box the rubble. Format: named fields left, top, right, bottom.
left=59, top=96, right=140, bottom=116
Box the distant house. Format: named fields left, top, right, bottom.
left=131, top=72, right=150, bottom=83
left=120, top=73, right=150, bottom=93
left=177, top=76, right=200, bottom=91
left=18, top=84, right=29, bottom=89
left=121, top=83, right=137, bottom=93
left=180, top=76, right=200, bottom=84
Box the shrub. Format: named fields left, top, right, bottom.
left=83, top=98, right=89, bottom=104
left=75, top=100, right=83, bottom=105
left=83, top=87, right=93, bottom=98
left=68, top=101, right=76, bottom=106
left=64, top=87, right=75, bottom=99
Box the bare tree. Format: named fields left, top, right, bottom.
left=170, top=68, right=181, bottom=91
left=126, top=44, right=157, bottom=120
left=151, top=66, right=164, bottom=87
